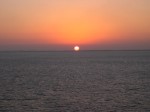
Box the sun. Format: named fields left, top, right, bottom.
left=74, top=46, right=80, bottom=51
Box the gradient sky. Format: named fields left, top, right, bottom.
left=0, top=0, right=150, bottom=50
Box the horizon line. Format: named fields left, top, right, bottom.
left=0, top=49, right=150, bottom=52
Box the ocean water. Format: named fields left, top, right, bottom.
left=0, top=51, right=150, bottom=112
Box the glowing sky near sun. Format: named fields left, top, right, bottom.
left=0, top=0, right=150, bottom=50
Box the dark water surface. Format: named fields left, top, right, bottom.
left=0, top=51, right=150, bottom=112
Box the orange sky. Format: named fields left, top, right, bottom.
left=0, top=0, right=150, bottom=50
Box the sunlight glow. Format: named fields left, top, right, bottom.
left=74, top=46, right=80, bottom=51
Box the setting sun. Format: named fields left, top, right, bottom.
left=74, top=46, right=80, bottom=51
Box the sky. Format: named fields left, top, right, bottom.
left=0, top=0, right=150, bottom=50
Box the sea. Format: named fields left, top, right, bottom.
left=0, top=51, right=150, bottom=112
